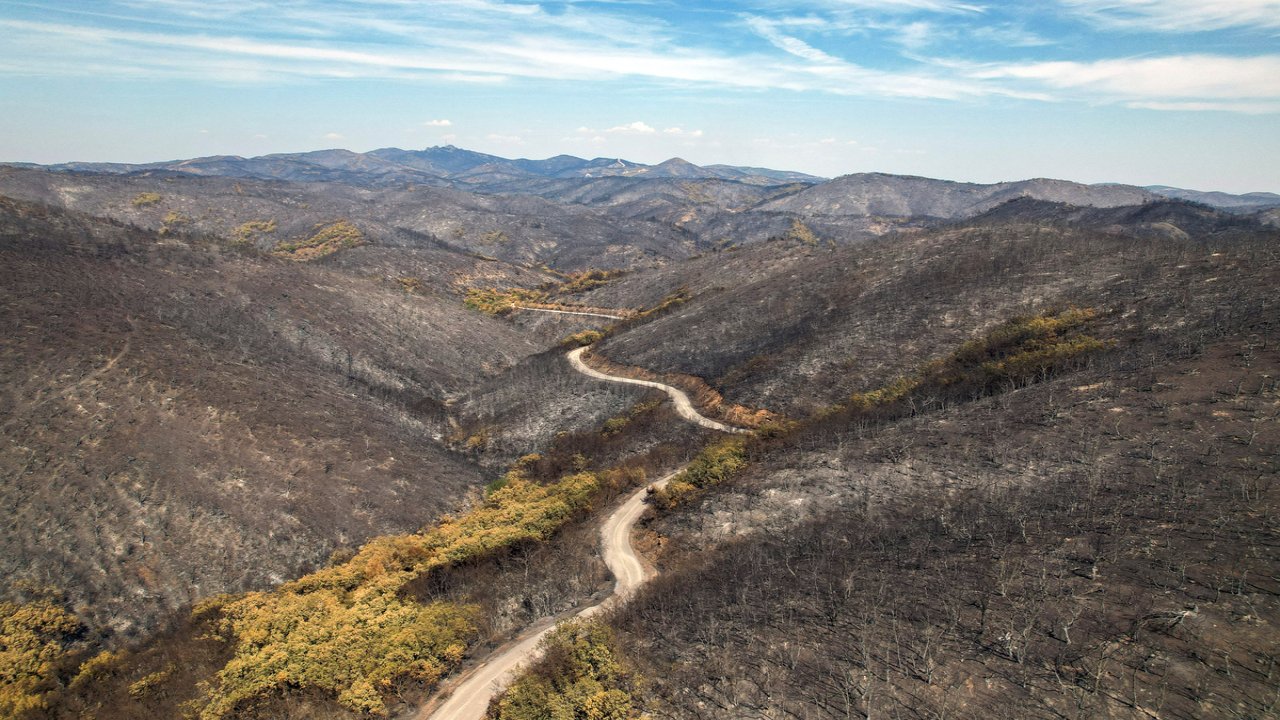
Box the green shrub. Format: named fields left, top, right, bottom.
left=197, top=471, right=601, bottom=717
left=492, top=620, right=641, bottom=720
left=563, top=330, right=604, bottom=348
left=0, top=599, right=82, bottom=717
left=127, top=665, right=174, bottom=699
left=650, top=436, right=748, bottom=510
left=784, top=219, right=819, bottom=245
left=847, top=307, right=1110, bottom=414
left=556, top=269, right=626, bottom=295
left=463, top=287, right=548, bottom=315
left=273, top=220, right=364, bottom=260
left=232, top=219, right=277, bottom=245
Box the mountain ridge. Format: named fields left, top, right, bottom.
left=9, top=145, right=1275, bottom=214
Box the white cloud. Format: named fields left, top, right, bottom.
left=1126, top=100, right=1280, bottom=114
left=968, top=24, right=1054, bottom=47
left=664, top=127, right=704, bottom=137
left=1, top=4, right=1275, bottom=117
left=423, top=119, right=452, bottom=127
left=606, top=121, right=657, bottom=134
left=896, top=21, right=934, bottom=48
left=747, top=16, right=846, bottom=64
left=972, top=55, right=1280, bottom=102
left=1060, top=0, right=1280, bottom=32
left=799, top=0, right=984, bottom=11
left=323, top=131, right=344, bottom=140
left=0, top=16, right=996, bottom=102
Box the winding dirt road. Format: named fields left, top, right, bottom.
left=419, top=471, right=673, bottom=720
left=567, top=347, right=746, bottom=434
left=418, top=346, right=740, bottom=720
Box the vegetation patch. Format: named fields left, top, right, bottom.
left=232, top=219, right=277, bottom=245
left=782, top=218, right=819, bottom=245
left=600, top=399, right=662, bottom=437
left=126, top=665, right=174, bottom=700
left=651, top=307, right=1110, bottom=512
left=845, top=306, right=1109, bottom=413
left=490, top=619, right=641, bottom=720
left=463, top=269, right=635, bottom=318
left=464, top=287, right=549, bottom=315
left=130, top=192, right=161, bottom=208
left=159, top=211, right=191, bottom=236
left=650, top=436, right=748, bottom=511
left=194, top=469, right=602, bottom=718
left=0, top=598, right=82, bottom=718
left=397, top=276, right=426, bottom=295
left=554, top=269, right=627, bottom=296
left=272, top=219, right=365, bottom=261
left=562, top=330, right=604, bottom=348
left=634, top=288, right=689, bottom=320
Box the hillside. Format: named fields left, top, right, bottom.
left=607, top=239, right=1278, bottom=717
left=1147, top=184, right=1280, bottom=212
left=757, top=173, right=1160, bottom=219
left=568, top=198, right=1275, bottom=416
left=498, top=199, right=1279, bottom=720
left=0, top=195, right=567, bottom=640
left=0, top=167, right=694, bottom=269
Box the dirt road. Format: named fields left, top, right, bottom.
left=418, top=345, right=740, bottom=719
left=419, top=471, right=672, bottom=720
left=567, top=346, right=745, bottom=434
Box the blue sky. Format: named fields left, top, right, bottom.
left=1, top=0, right=1278, bottom=192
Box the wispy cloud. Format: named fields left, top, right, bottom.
left=743, top=15, right=1016, bottom=100
left=971, top=54, right=1280, bottom=104
left=1127, top=100, right=1280, bottom=114
left=0, top=1, right=1276, bottom=115
left=423, top=119, right=452, bottom=127
left=1059, top=0, right=1280, bottom=32
left=784, top=0, right=985, bottom=12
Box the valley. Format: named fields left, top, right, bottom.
left=0, top=148, right=1276, bottom=720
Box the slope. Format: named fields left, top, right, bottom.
left=472, top=199, right=1279, bottom=720
left=759, top=172, right=1159, bottom=219
left=0, top=196, right=550, bottom=639
left=614, top=276, right=1278, bottom=718
left=0, top=167, right=695, bottom=270
left=570, top=199, right=1277, bottom=417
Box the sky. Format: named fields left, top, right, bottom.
left=1, top=1, right=1278, bottom=192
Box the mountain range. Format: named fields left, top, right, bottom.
left=7, top=145, right=1277, bottom=214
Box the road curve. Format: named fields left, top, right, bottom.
left=419, top=472, right=672, bottom=720
left=567, top=347, right=746, bottom=434
left=419, top=347, right=742, bottom=720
